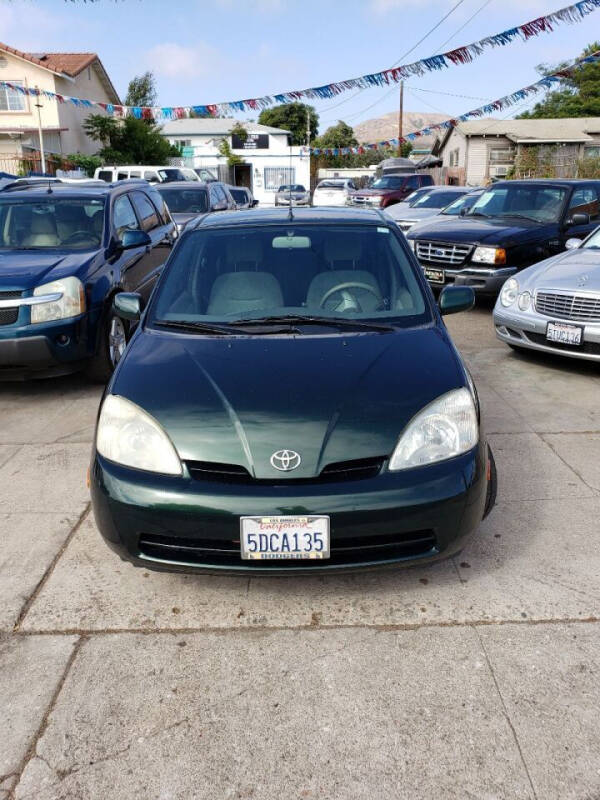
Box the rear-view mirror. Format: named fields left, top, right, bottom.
left=439, top=285, right=475, bottom=316
left=113, top=292, right=142, bottom=322
left=272, top=235, right=311, bottom=249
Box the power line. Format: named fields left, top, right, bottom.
left=435, top=0, right=494, bottom=52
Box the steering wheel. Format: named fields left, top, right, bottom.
left=319, top=281, right=382, bottom=313
left=62, top=230, right=96, bottom=245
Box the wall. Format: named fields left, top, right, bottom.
left=0, top=51, right=60, bottom=134
left=56, top=64, right=113, bottom=155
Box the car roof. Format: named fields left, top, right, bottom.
left=155, top=181, right=209, bottom=191
left=188, top=207, right=387, bottom=230
left=491, top=179, right=599, bottom=188
left=0, top=179, right=148, bottom=197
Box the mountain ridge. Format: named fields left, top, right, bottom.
left=353, top=111, right=448, bottom=146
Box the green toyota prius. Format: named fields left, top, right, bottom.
left=90, top=207, right=496, bottom=574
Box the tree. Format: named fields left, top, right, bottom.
left=311, top=120, right=412, bottom=168
left=83, top=114, right=179, bottom=164
left=125, top=71, right=158, bottom=108
left=518, top=42, right=600, bottom=119
left=312, top=121, right=358, bottom=149
left=258, top=103, right=318, bottom=144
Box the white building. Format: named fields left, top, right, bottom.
left=161, top=117, right=310, bottom=206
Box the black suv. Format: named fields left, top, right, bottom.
left=407, top=179, right=600, bottom=295
left=0, top=179, right=175, bottom=380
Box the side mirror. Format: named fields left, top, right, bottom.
left=439, top=285, right=475, bottom=316
left=211, top=202, right=227, bottom=212
left=120, top=229, right=151, bottom=250
left=567, top=212, right=590, bottom=227
left=113, top=292, right=142, bottom=322
left=251, top=199, right=259, bottom=207
left=565, top=238, right=582, bottom=250
left=459, top=206, right=468, bottom=217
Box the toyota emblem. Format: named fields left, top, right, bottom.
left=270, top=450, right=301, bottom=471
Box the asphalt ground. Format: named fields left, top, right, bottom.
left=1, top=304, right=600, bottom=799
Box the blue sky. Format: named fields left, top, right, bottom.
left=0, top=0, right=594, bottom=135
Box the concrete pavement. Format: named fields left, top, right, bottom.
left=1, top=307, right=600, bottom=799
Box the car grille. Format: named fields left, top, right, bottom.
left=415, top=241, right=471, bottom=266
left=525, top=331, right=600, bottom=355
left=186, top=457, right=384, bottom=485
left=0, top=291, right=22, bottom=326
left=535, top=291, right=600, bottom=322
left=138, top=529, right=437, bottom=569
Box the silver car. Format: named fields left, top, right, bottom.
left=494, top=228, right=600, bottom=362
left=275, top=184, right=310, bottom=206
left=386, top=187, right=473, bottom=232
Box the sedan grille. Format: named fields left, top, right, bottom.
left=535, top=291, right=600, bottom=322
left=138, top=529, right=437, bottom=569
left=416, top=241, right=472, bottom=266
left=0, top=291, right=22, bottom=326
left=186, top=457, right=384, bottom=485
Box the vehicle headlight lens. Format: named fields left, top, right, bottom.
left=517, top=291, right=531, bottom=311
left=96, top=394, right=182, bottom=475
left=472, top=246, right=506, bottom=265
left=31, top=276, right=85, bottom=323
left=500, top=278, right=519, bottom=307
left=389, top=387, right=478, bottom=471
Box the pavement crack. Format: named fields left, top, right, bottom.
left=473, top=626, right=539, bottom=800
left=13, top=503, right=91, bottom=632
left=539, top=434, right=599, bottom=495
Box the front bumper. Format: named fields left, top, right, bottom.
left=423, top=265, right=517, bottom=296
left=275, top=197, right=310, bottom=206
left=494, top=306, right=600, bottom=362
left=90, top=444, right=488, bottom=575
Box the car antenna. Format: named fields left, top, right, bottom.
left=287, top=134, right=294, bottom=221
left=46, top=179, right=53, bottom=194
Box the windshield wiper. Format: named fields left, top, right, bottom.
left=497, top=213, right=539, bottom=223
left=231, top=314, right=395, bottom=332
left=153, top=319, right=299, bottom=336
left=468, top=211, right=491, bottom=218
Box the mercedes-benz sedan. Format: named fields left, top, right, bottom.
left=494, top=225, right=600, bottom=361
left=90, top=208, right=496, bottom=574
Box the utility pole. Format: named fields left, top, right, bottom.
left=306, top=106, right=311, bottom=147
left=34, top=87, right=46, bottom=174
left=397, top=81, right=404, bottom=157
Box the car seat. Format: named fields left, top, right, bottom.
left=306, top=236, right=383, bottom=312
left=22, top=214, right=60, bottom=247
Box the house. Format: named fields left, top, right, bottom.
left=0, top=42, right=119, bottom=173
left=161, top=117, right=310, bottom=206
left=433, top=118, right=600, bottom=185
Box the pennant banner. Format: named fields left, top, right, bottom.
left=0, top=0, right=598, bottom=119
left=309, top=51, right=600, bottom=156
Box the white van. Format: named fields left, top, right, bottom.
left=93, top=165, right=201, bottom=184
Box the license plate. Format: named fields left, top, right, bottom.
left=546, top=321, right=583, bottom=345
left=425, top=268, right=445, bottom=284
left=240, top=515, right=330, bottom=560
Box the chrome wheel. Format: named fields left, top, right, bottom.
left=108, top=316, right=126, bottom=367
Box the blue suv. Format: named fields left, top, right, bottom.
left=0, top=179, right=175, bottom=380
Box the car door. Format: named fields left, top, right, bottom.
left=111, top=193, right=149, bottom=295
left=129, top=190, right=174, bottom=301
left=563, top=185, right=600, bottom=244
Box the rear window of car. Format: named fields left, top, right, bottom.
left=229, top=189, right=248, bottom=203
left=316, top=181, right=345, bottom=190
left=158, top=188, right=209, bottom=214
left=279, top=185, right=305, bottom=192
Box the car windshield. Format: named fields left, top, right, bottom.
left=159, top=189, right=208, bottom=214
left=405, top=188, right=432, bottom=206
left=582, top=227, right=600, bottom=249
left=316, top=181, right=345, bottom=190
left=150, top=224, right=429, bottom=330
left=468, top=184, right=567, bottom=222
left=371, top=177, right=405, bottom=190
left=411, top=191, right=464, bottom=209
left=279, top=185, right=305, bottom=192
left=0, top=197, right=105, bottom=250
left=441, top=192, right=483, bottom=216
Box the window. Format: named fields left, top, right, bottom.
left=97, top=170, right=113, bottom=183
left=584, top=146, right=600, bottom=160
left=132, top=192, right=160, bottom=232
left=0, top=79, right=27, bottom=112
left=405, top=176, right=420, bottom=189
left=448, top=148, right=460, bottom=167
left=117, top=172, right=128, bottom=181
left=469, top=184, right=568, bottom=223
left=568, top=186, right=600, bottom=221
left=488, top=147, right=515, bottom=165
left=264, top=167, right=295, bottom=191
left=175, top=139, right=191, bottom=148
left=129, top=171, right=141, bottom=179
left=159, top=188, right=208, bottom=214
left=113, top=195, right=140, bottom=240
left=144, top=171, right=159, bottom=182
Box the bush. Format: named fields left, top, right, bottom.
left=65, top=153, right=103, bottom=177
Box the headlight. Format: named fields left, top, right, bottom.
left=389, top=387, right=478, bottom=471
left=472, top=246, right=506, bottom=265
left=31, top=276, right=85, bottom=323
left=500, top=278, right=519, bottom=307
left=517, top=291, right=531, bottom=311
left=96, top=394, right=182, bottom=475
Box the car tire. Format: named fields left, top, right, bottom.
left=85, top=305, right=129, bottom=383
left=483, top=445, right=497, bottom=519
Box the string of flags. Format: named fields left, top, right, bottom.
left=309, top=50, right=600, bottom=156
left=0, top=0, right=598, bottom=120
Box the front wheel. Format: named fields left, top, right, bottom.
left=85, top=307, right=128, bottom=383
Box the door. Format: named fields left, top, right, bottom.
left=129, top=190, right=174, bottom=300
left=563, top=185, right=600, bottom=244
left=112, top=193, right=148, bottom=294
left=234, top=163, right=252, bottom=190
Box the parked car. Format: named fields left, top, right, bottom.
left=90, top=207, right=497, bottom=574
left=157, top=182, right=236, bottom=232
left=403, top=189, right=484, bottom=235
left=94, top=165, right=200, bottom=184
left=275, top=184, right=310, bottom=206
left=493, top=224, right=600, bottom=362
left=407, top=180, right=600, bottom=296
left=349, top=174, right=434, bottom=209
left=386, top=187, right=473, bottom=232
left=387, top=186, right=439, bottom=216
left=312, top=179, right=356, bottom=207
left=0, top=180, right=175, bottom=381
left=227, top=186, right=258, bottom=209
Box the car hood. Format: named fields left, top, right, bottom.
left=353, top=188, right=394, bottom=197
left=0, top=250, right=94, bottom=290
left=172, top=212, right=202, bottom=227
left=519, top=247, right=600, bottom=292
left=390, top=208, right=440, bottom=222
left=408, top=216, right=545, bottom=246
left=112, top=326, right=464, bottom=479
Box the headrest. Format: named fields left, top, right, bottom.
left=30, top=214, right=56, bottom=233
left=323, top=236, right=362, bottom=262
left=226, top=237, right=262, bottom=264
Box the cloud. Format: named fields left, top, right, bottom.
left=146, top=42, right=224, bottom=81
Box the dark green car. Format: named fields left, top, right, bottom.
left=90, top=208, right=496, bottom=574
